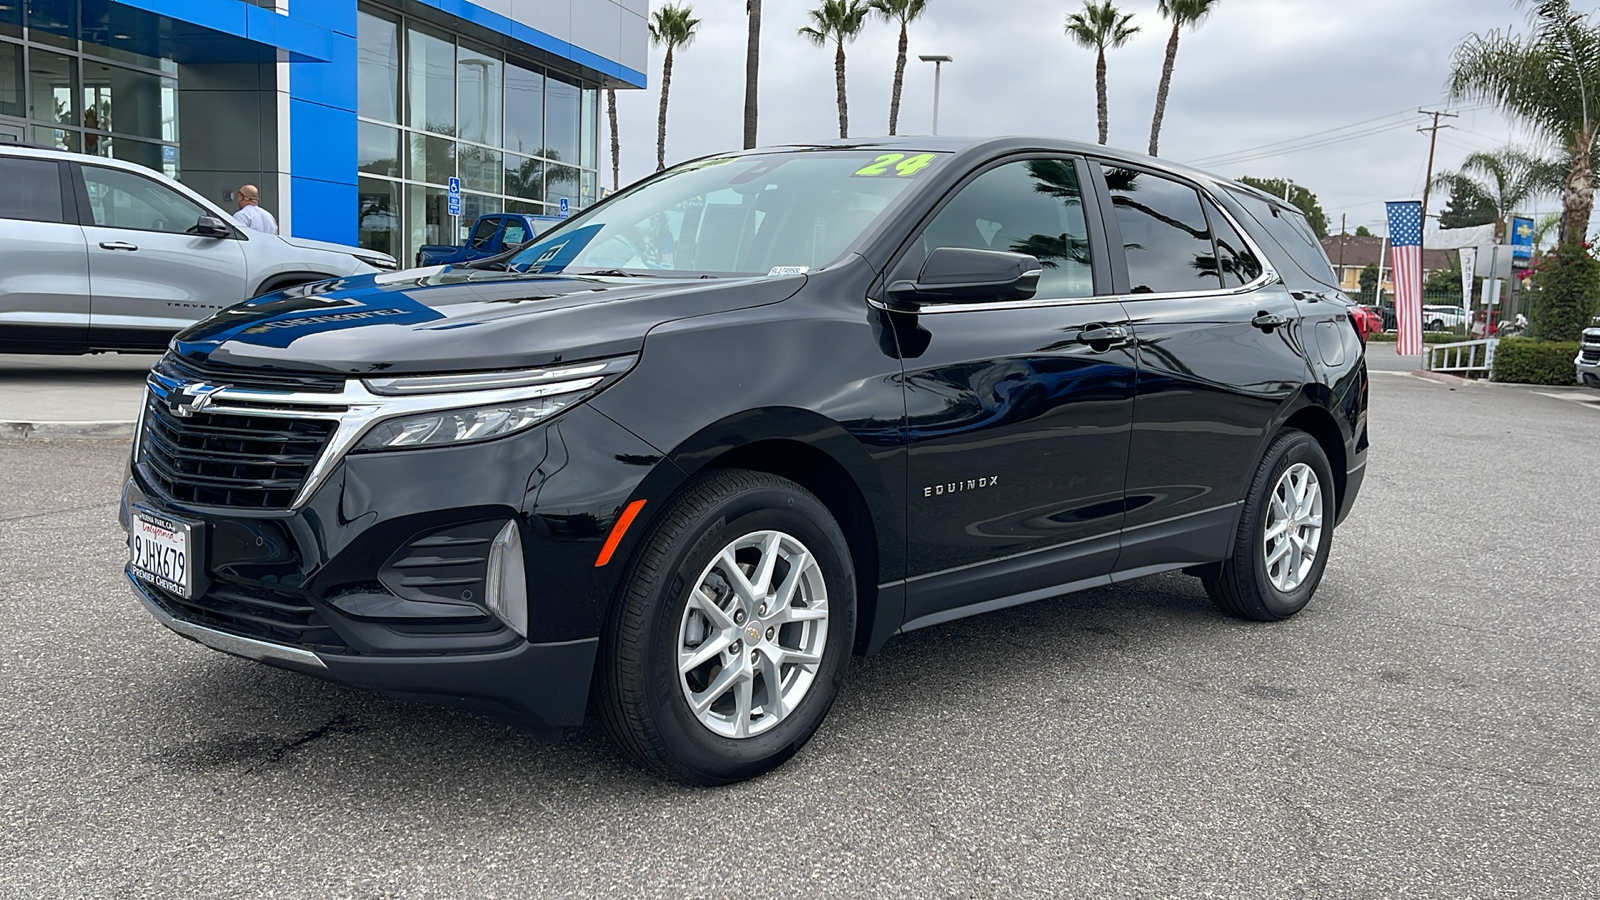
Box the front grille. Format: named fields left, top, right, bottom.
left=147, top=578, right=350, bottom=653
left=155, top=353, right=347, bottom=394
left=1582, top=348, right=1600, bottom=363
left=138, top=396, right=336, bottom=509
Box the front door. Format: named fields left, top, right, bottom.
left=1097, top=163, right=1311, bottom=570
left=892, top=157, right=1137, bottom=629
left=76, top=163, right=248, bottom=350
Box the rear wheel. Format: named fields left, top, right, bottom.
left=1201, top=429, right=1334, bottom=621
left=596, top=469, right=855, bottom=784
left=1428, top=318, right=1444, bottom=331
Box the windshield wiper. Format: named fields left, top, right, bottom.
left=569, top=268, right=656, bottom=278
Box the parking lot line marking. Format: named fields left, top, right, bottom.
left=1532, top=391, right=1600, bottom=410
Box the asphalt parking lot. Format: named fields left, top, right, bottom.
left=2, top=360, right=1597, bottom=898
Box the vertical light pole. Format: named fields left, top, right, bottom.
left=1283, top=177, right=1294, bottom=202
left=919, top=54, right=952, bottom=135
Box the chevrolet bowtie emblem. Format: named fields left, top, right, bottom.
left=170, top=382, right=229, bottom=418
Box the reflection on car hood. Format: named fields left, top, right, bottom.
left=173, top=267, right=806, bottom=374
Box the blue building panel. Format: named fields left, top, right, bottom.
left=288, top=97, right=357, bottom=186
left=289, top=176, right=359, bottom=245
left=286, top=35, right=360, bottom=114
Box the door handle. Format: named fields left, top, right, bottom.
left=1076, top=324, right=1129, bottom=349
left=99, top=241, right=139, bottom=251
left=1251, top=311, right=1291, bottom=332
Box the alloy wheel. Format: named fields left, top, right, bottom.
left=676, top=530, right=829, bottom=739
left=1262, top=462, right=1323, bottom=593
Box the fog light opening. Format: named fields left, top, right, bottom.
left=485, top=519, right=529, bottom=637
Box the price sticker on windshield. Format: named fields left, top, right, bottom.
left=853, top=153, right=938, bottom=178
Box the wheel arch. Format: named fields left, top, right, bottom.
left=1278, top=403, right=1347, bottom=518
left=638, top=407, right=901, bottom=657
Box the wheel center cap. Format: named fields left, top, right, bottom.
left=745, top=624, right=762, bottom=644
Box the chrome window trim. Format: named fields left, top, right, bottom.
left=870, top=164, right=1280, bottom=316
left=143, top=355, right=635, bottom=510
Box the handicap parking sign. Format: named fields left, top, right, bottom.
left=447, top=177, right=462, bottom=217
left=559, top=197, right=570, bottom=218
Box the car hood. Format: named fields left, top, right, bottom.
left=173, top=267, right=806, bottom=374
left=277, top=234, right=396, bottom=267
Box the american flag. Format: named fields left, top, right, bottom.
left=1386, top=200, right=1424, bottom=356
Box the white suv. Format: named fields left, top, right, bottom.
left=0, top=145, right=395, bottom=355
left=1422, top=305, right=1468, bottom=331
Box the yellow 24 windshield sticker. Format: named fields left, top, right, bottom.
left=853, top=153, right=938, bottom=178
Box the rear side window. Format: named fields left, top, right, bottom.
left=1103, top=166, right=1220, bottom=294
left=502, top=219, right=528, bottom=246
left=1226, top=187, right=1339, bottom=288
left=0, top=157, right=65, bottom=223
left=1204, top=198, right=1263, bottom=287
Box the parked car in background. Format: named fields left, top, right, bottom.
left=0, top=145, right=396, bottom=355
left=1422, top=304, right=1468, bottom=331
left=1352, top=304, right=1384, bottom=340
left=122, top=137, right=1368, bottom=784
left=415, top=212, right=559, bottom=266
left=1579, top=319, right=1600, bottom=388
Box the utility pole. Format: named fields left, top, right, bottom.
left=1417, top=108, right=1459, bottom=296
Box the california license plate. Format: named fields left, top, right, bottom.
left=129, top=507, right=196, bottom=599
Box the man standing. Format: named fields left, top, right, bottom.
left=233, top=184, right=278, bottom=234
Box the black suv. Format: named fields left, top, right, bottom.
left=121, top=138, right=1369, bottom=784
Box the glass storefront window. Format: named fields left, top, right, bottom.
left=408, top=183, right=450, bottom=251
left=409, top=132, right=454, bottom=186
left=457, top=41, right=500, bottom=147
left=31, top=125, right=74, bottom=151
left=407, top=24, right=454, bottom=136
left=358, top=177, right=401, bottom=258
left=458, top=143, right=500, bottom=194
left=359, top=121, right=400, bottom=177
left=580, top=88, right=597, bottom=170
left=80, top=63, right=175, bottom=142
left=28, top=50, right=76, bottom=126
left=358, top=7, right=399, bottom=124
left=25, top=3, right=74, bottom=48
left=82, top=41, right=177, bottom=74
left=544, top=73, right=579, bottom=165
left=580, top=170, right=597, bottom=208
left=504, top=153, right=543, bottom=202
left=0, top=42, right=21, bottom=118
left=503, top=62, right=543, bottom=156
left=546, top=164, right=578, bottom=208
left=460, top=192, right=501, bottom=232
left=0, top=2, right=19, bottom=39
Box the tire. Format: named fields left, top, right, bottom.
left=1200, top=429, right=1335, bottom=621
left=595, top=469, right=856, bottom=784
left=1428, top=319, right=1444, bottom=331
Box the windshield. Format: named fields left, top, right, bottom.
left=506, top=149, right=946, bottom=277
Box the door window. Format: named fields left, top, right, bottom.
left=1204, top=198, right=1263, bottom=287
left=468, top=216, right=500, bottom=248
left=80, top=165, right=208, bottom=233
left=0, top=157, right=64, bottom=223
left=918, top=158, right=1094, bottom=299
left=1104, top=166, right=1220, bottom=294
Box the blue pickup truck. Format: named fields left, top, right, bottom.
left=415, top=213, right=562, bottom=266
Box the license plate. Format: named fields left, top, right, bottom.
left=129, top=507, right=197, bottom=599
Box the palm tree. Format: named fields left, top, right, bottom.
left=868, top=0, right=929, bottom=136
left=607, top=88, right=620, bottom=192
left=650, top=4, right=701, bottom=172
left=1065, top=1, right=1140, bottom=146
left=1430, top=146, right=1563, bottom=242
left=800, top=0, right=871, bottom=139
left=1448, top=0, right=1600, bottom=246
left=1147, top=0, right=1219, bottom=157
left=745, top=0, right=762, bottom=149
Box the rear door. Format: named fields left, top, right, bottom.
left=1096, top=162, right=1311, bottom=572
left=0, top=155, right=89, bottom=351
left=891, top=156, right=1137, bottom=629
left=75, top=162, right=248, bottom=350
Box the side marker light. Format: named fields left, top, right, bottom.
left=595, top=499, right=647, bottom=568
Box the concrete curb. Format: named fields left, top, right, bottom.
left=2, top=421, right=136, bottom=440
left=1409, top=370, right=1473, bottom=387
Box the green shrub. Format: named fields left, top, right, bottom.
left=1366, top=331, right=1464, bottom=344
left=1525, top=243, right=1600, bottom=342
left=1492, top=337, right=1581, bottom=385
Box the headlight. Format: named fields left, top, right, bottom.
left=351, top=355, right=636, bottom=452
left=354, top=397, right=579, bottom=451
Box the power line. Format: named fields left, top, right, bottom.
left=1182, top=103, right=1494, bottom=170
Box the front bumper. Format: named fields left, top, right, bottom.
left=121, top=403, right=680, bottom=730
left=1577, top=345, right=1600, bottom=388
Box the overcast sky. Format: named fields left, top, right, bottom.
left=607, top=0, right=1569, bottom=237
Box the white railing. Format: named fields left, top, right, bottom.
left=1425, top=338, right=1498, bottom=378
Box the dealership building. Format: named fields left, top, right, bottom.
left=0, top=0, right=647, bottom=261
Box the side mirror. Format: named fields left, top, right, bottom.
left=193, top=215, right=233, bottom=238
left=886, top=247, right=1042, bottom=307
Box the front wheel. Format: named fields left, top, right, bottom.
left=1428, top=319, right=1445, bottom=331
left=595, top=469, right=856, bottom=784
left=1200, top=429, right=1335, bottom=621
